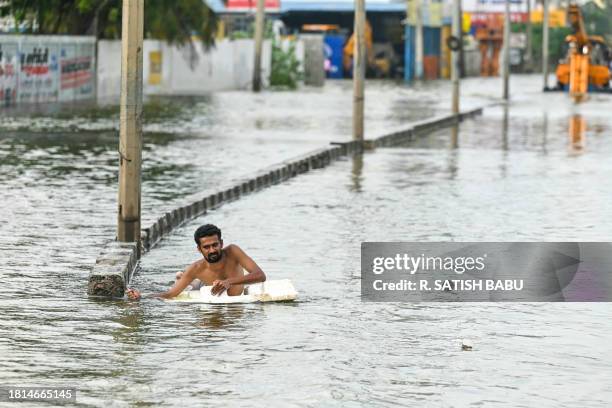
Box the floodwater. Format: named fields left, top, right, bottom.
left=1, top=76, right=612, bottom=406
left=0, top=80, right=448, bottom=300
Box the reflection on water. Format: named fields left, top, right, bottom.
left=350, top=154, right=364, bottom=192
left=1, top=77, right=612, bottom=406
left=541, top=113, right=549, bottom=155
left=197, top=306, right=245, bottom=330
left=446, top=148, right=459, bottom=180
left=501, top=105, right=509, bottom=151
left=138, top=114, right=612, bottom=405
left=450, top=124, right=459, bottom=149
left=3, top=80, right=464, bottom=406
left=569, top=114, right=586, bottom=153
left=112, top=303, right=146, bottom=344
left=135, top=96, right=612, bottom=406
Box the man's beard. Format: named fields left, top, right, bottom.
left=206, top=251, right=222, bottom=263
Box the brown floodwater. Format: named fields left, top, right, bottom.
left=1, top=76, right=611, bottom=406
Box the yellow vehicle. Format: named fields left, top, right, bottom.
left=342, top=21, right=396, bottom=78
left=343, top=21, right=374, bottom=73
left=555, top=3, right=611, bottom=99
left=300, top=22, right=396, bottom=78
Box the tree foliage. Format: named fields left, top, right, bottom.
left=581, top=0, right=612, bottom=44
left=270, top=40, right=301, bottom=90
left=0, top=0, right=218, bottom=47
left=512, top=1, right=612, bottom=68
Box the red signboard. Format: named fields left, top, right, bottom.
left=226, top=0, right=279, bottom=10
left=471, top=12, right=529, bottom=24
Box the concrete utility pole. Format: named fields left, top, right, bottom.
left=118, top=0, right=144, bottom=243
left=451, top=0, right=461, bottom=116
left=542, top=0, right=550, bottom=89
left=458, top=0, right=465, bottom=77
left=252, top=0, right=265, bottom=92
left=353, top=0, right=366, bottom=141
left=415, top=0, right=424, bottom=79
left=502, top=0, right=511, bottom=100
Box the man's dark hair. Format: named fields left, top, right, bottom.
left=194, top=224, right=222, bottom=245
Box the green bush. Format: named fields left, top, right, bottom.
left=511, top=23, right=572, bottom=68
left=269, top=40, right=302, bottom=90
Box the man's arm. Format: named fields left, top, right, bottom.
left=126, top=265, right=197, bottom=300
left=211, top=245, right=266, bottom=295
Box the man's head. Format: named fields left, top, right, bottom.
left=194, top=224, right=223, bottom=263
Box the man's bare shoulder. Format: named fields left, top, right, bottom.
left=225, top=244, right=244, bottom=257
left=185, top=259, right=206, bottom=274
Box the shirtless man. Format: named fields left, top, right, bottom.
left=126, top=224, right=266, bottom=300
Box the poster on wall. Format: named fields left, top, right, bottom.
left=59, top=42, right=95, bottom=102
left=148, top=51, right=162, bottom=85
left=18, top=42, right=59, bottom=104
left=462, top=0, right=526, bottom=13
left=406, top=0, right=443, bottom=27
left=0, top=42, right=19, bottom=107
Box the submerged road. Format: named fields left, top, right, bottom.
left=1, top=75, right=611, bottom=406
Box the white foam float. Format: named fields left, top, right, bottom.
left=165, top=279, right=298, bottom=304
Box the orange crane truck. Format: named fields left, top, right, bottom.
left=554, top=3, right=611, bottom=100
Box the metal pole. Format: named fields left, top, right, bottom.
left=252, top=0, right=265, bottom=92
left=503, top=0, right=511, bottom=100
left=353, top=0, right=366, bottom=141
left=451, top=0, right=461, bottom=116
left=117, top=0, right=144, bottom=243
left=415, top=0, right=424, bottom=79
left=542, top=0, right=550, bottom=89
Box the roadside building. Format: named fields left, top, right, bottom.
left=208, top=0, right=406, bottom=79
left=207, top=0, right=281, bottom=39
left=279, top=0, right=405, bottom=79
left=404, top=0, right=445, bottom=81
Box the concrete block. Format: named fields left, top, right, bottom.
left=149, top=222, right=160, bottom=246
left=309, top=157, right=317, bottom=169
left=183, top=204, right=192, bottom=220
left=164, top=212, right=173, bottom=230
left=177, top=207, right=185, bottom=223
left=140, top=230, right=150, bottom=251
left=190, top=201, right=201, bottom=218
left=170, top=210, right=180, bottom=227
left=157, top=216, right=167, bottom=236
left=364, top=140, right=376, bottom=150
left=88, top=241, right=138, bottom=298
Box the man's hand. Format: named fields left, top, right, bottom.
left=211, top=280, right=231, bottom=296
left=126, top=288, right=141, bottom=300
